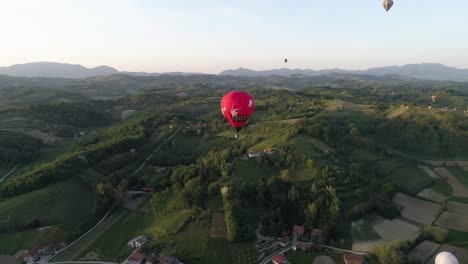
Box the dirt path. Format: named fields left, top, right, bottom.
left=434, top=167, right=468, bottom=197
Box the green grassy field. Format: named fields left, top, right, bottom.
left=431, top=178, right=453, bottom=197
left=448, top=167, right=468, bottom=189
left=233, top=159, right=279, bottom=185
left=447, top=229, right=468, bottom=248
left=0, top=178, right=98, bottom=255
left=17, top=141, right=76, bottom=174
left=289, top=134, right=330, bottom=156
left=82, top=208, right=191, bottom=262
left=389, top=165, right=433, bottom=195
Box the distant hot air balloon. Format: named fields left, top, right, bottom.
left=435, top=252, right=459, bottom=264
left=285, top=58, right=288, bottom=63
left=383, top=0, right=394, bottom=12
left=221, top=91, right=255, bottom=138
left=432, top=95, right=438, bottom=102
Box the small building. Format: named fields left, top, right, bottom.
left=278, top=236, right=291, bottom=247
left=142, top=187, right=155, bottom=193
left=295, top=242, right=313, bottom=251
left=128, top=235, right=149, bottom=249
left=272, top=253, right=288, bottom=264
left=292, top=225, right=305, bottom=237
left=23, top=247, right=41, bottom=264
left=264, top=148, right=275, bottom=155
left=248, top=150, right=262, bottom=158
left=125, top=251, right=145, bottom=264
left=343, top=254, right=364, bottom=264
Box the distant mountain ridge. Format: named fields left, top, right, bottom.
left=0, top=62, right=119, bottom=79
left=220, top=63, right=468, bottom=81
left=1, top=62, right=468, bottom=81
left=0, top=62, right=203, bottom=79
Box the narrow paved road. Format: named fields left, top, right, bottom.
left=0, top=164, right=19, bottom=183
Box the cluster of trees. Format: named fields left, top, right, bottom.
left=373, top=241, right=406, bottom=264
left=222, top=186, right=255, bottom=242
left=375, top=111, right=467, bottom=157
left=28, top=102, right=110, bottom=128
left=0, top=131, right=42, bottom=164
left=0, top=114, right=166, bottom=198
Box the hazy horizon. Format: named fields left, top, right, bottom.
left=2, top=0, right=468, bottom=74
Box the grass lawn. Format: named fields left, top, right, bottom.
left=0, top=178, right=98, bottom=255
left=288, top=134, right=325, bottom=157
left=83, top=209, right=191, bottom=262
left=233, top=159, right=279, bottom=185
left=17, top=141, right=76, bottom=174
left=0, top=229, right=50, bottom=255
left=446, top=229, right=468, bottom=248
left=389, top=165, right=433, bottom=195
left=290, top=168, right=316, bottom=182
left=447, top=167, right=468, bottom=189
left=431, top=178, right=453, bottom=197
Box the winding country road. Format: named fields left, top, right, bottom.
left=0, top=164, right=19, bottom=183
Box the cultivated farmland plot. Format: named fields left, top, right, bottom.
left=373, top=218, right=420, bottom=242
left=417, top=188, right=446, bottom=203
left=418, top=165, right=440, bottom=179
left=435, top=212, right=468, bottom=232
left=446, top=201, right=468, bottom=216
left=210, top=212, right=227, bottom=239
left=434, top=167, right=468, bottom=197
left=407, top=240, right=440, bottom=264
left=392, top=193, right=441, bottom=224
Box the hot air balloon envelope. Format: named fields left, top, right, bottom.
left=435, top=252, right=459, bottom=264
left=383, top=0, right=394, bottom=12
left=285, top=58, right=288, bottom=63
left=221, top=91, right=255, bottom=136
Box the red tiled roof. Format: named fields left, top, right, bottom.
left=272, top=253, right=286, bottom=264
left=293, top=225, right=305, bottom=236
left=128, top=251, right=145, bottom=262
left=264, top=148, right=274, bottom=152
left=344, top=254, right=364, bottom=262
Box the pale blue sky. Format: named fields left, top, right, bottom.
left=1, top=0, right=467, bottom=73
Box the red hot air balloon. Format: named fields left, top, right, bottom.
left=221, top=91, right=255, bottom=138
